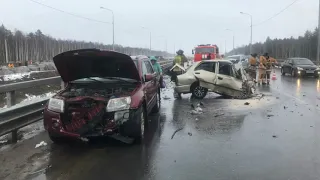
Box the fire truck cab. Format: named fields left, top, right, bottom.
left=192, top=44, right=220, bottom=62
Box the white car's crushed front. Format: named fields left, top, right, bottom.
left=174, top=60, right=255, bottom=99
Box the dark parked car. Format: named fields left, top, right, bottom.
left=43, top=49, right=161, bottom=144
left=281, top=58, right=320, bottom=78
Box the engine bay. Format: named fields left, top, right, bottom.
left=58, top=82, right=136, bottom=136
left=61, top=83, right=136, bottom=98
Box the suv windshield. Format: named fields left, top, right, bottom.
left=293, top=58, right=314, bottom=65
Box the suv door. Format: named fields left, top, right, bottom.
left=192, top=61, right=217, bottom=90
left=143, top=60, right=157, bottom=112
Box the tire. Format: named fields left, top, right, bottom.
left=191, top=82, right=208, bottom=99
left=133, top=107, right=146, bottom=144
left=48, top=132, right=66, bottom=144
left=151, top=90, right=160, bottom=113
left=291, top=69, right=297, bottom=77
left=281, top=68, right=285, bottom=76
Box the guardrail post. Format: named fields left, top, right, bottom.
left=6, top=91, right=15, bottom=107
left=6, top=91, right=18, bottom=143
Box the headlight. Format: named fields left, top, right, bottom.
left=316, top=67, right=320, bottom=71
left=106, top=97, right=131, bottom=112
left=48, top=98, right=64, bottom=113
left=297, top=67, right=303, bottom=70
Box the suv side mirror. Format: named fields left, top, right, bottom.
left=192, top=50, right=194, bottom=54
left=145, top=74, right=154, bottom=82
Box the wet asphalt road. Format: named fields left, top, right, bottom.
left=1, top=70, right=320, bottom=180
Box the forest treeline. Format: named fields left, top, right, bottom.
left=0, top=24, right=171, bottom=65
left=228, top=27, right=319, bottom=61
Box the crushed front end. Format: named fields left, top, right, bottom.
left=44, top=83, right=141, bottom=142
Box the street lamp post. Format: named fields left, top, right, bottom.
left=240, top=12, right=253, bottom=54
left=317, top=0, right=320, bottom=65
left=100, top=7, right=115, bottom=51
left=225, top=29, right=235, bottom=50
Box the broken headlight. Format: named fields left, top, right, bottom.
left=48, top=98, right=65, bottom=113
left=106, top=97, right=131, bottom=112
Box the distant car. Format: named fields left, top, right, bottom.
left=174, top=59, right=254, bottom=99
left=44, top=49, right=160, bottom=144
left=281, top=58, right=320, bottom=78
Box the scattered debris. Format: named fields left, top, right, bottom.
left=188, top=132, right=192, bottom=136
left=195, top=118, right=199, bottom=121
left=272, top=135, right=277, bottom=138
left=35, top=141, right=47, bottom=148
left=276, top=97, right=280, bottom=99
left=290, top=111, right=294, bottom=113
left=80, top=137, right=89, bottom=142
left=191, top=110, right=203, bottom=115
left=244, top=102, right=250, bottom=105
left=303, top=95, right=306, bottom=97
left=310, top=126, right=314, bottom=128
left=284, top=106, right=287, bottom=109
left=214, top=113, right=225, bottom=117
left=199, top=102, right=204, bottom=106
left=163, top=95, right=171, bottom=100
left=171, top=128, right=184, bottom=139
left=174, top=160, right=176, bottom=163
left=300, top=114, right=303, bottom=116
left=195, top=107, right=203, bottom=112
left=267, top=114, right=274, bottom=117
left=191, top=104, right=195, bottom=109
left=29, top=165, right=52, bottom=175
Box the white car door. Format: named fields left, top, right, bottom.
left=192, top=61, right=218, bottom=90
left=214, top=62, right=243, bottom=97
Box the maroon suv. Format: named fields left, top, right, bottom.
left=43, top=49, right=161, bottom=144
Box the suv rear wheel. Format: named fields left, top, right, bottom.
left=191, top=82, right=208, bottom=99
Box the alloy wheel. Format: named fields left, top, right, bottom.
left=194, top=86, right=205, bottom=98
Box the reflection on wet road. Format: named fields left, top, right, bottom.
left=1, top=70, right=320, bottom=180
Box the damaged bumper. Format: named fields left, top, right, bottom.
left=44, top=107, right=141, bottom=140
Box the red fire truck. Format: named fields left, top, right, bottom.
left=192, top=44, right=220, bottom=62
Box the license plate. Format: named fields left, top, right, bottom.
left=306, top=70, right=314, bottom=73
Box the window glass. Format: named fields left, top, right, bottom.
left=194, top=62, right=216, bottom=72
left=144, top=61, right=154, bottom=73
left=218, top=62, right=232, bottom=76
left=133, top=60, right=138, bottom=69
left=142, top=61, right=148, bottom=76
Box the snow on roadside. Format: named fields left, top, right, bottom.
left=0, top=72, right=31, bottom=81
left=0, top=91, right=56, bottom=110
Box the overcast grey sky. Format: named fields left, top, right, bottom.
left=0, top=0, right=318, bottom=55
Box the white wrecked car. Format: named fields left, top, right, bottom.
left=174, top=60, right=255, bottom=99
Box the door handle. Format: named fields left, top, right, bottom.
left=195, top=72, right=200, bottom=74
left=218, top=77, right=223, bottom=80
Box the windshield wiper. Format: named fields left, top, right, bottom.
left=87, top=78, right=104, bottom=83
left=100, top=77, right=137, bottom=84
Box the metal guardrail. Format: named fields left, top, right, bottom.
left=0, top=60, right=173, bottom=142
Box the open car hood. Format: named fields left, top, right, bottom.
left=53, top=49, right=140, bottom=82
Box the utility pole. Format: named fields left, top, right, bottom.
left=224, top=40, right=227, bottom=55
left=5, top=38, right=9, bottom=63
left=317, top=0, right=320, bottom=65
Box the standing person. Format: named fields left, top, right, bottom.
left=171, top=50, right=185, bottom=82
left=258, top=53, right=267, bottom=85
left=207, top=53, right=212, bottom=60
left=248, top=53, right=258, bottom=83
left=150, top=56, right=164, bottom=87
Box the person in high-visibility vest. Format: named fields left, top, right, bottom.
left=171, top=49, right=185, bottom=82
left=265, top=55, right=278, bottom=84
left=248, top=53, right=258, bottom=83
left=258, top=53, right=268, bottom=84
